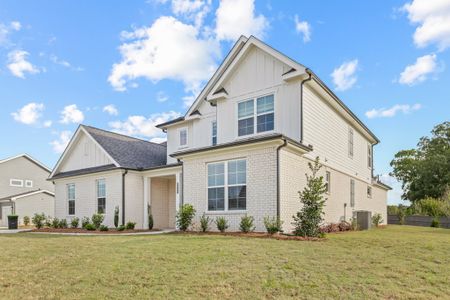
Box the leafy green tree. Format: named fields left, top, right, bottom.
left=390, top=122, right=450, bottom=202
left=292, top=157, right=327, bottom=237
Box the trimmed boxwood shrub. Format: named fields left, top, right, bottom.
left=99, top=225, right=109, bottom=231
left=239, top=215, right=255, bottom=233
left=71, top=217, right=80, bottom=228
left=32, top=213, right=46, bottom=229
left=59, top=219, right=68, bottom=229
left=91, top=214, right=104, bottom=229
left=125, top=222, right=136, bottom=230
left=117, top=225, right=126, bottom=231
left=263, top=216, right=283, bottom=234
left=85, top=223, right=96, bottom=231
left=51, top=218, right=60, bottom=229
left=81, top=217, right=90, bottom=229
left=215, top=217, right=229, bottom=233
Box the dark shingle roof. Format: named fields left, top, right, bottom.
left=82, top=125, right=167, bottom=170
left=50, top=164, right=118, bottom=180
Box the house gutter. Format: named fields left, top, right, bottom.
left=300, top=70, right=312, bottom=143
left=122, top=169, right=128, bottom=225
left=276, top=138, right=288, bottom=219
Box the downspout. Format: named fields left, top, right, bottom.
left=177, top=159, right=184, bottom=208
left=122, top=169, right=128, bottom=226
left=300, top=70, right=312, bottom=143
left=276, top=138, right=288, bottom=220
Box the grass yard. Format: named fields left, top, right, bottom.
left=0, top=226, right=449, bottom=299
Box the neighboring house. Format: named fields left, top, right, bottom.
left=0, top=154, right=54, bottom=226
left=49, top=36, right=391, bottom=231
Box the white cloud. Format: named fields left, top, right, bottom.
left=109, top=111, right=181, bottom=139
left=156, top=91, right=169, bottom=102
left=60, top=104, right=85, bottom=124
left=0, top=21, right=21, bottom=46
left=43, top=120, right=52, bottom=128
left=103, top=104, right=119, bottom=116
left=11, top=102, right=44, bottom=125
left=7, top=50, right=40, bottom=78
left=50, top=131, right=72, bottom=154
left=109, top=16, right=220, bottom=97
left=294, top=15, right=311, bottom=43
left=331, top=59, right=359, bottom=91
left=403, top=0, right=450, bottom=51
left=150, top=137, right=167, bottom=143
left=399, top=53, right=438, bottom=85
left=215, top=0, right=268, bottom=41
left=49, top=54, right=83, bottom=71
left=365, top=103, right=422, bottom=119
left=171, top=0, right=211, bottom=28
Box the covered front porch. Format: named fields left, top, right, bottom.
left=142, top=165, right=182, bottom=230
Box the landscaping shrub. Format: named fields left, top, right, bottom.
left=126, top=222, right=136, bottom=230
left=44, top=216, right=52, bottom=228
left=215, top=217, right=229, bottom=233
left=70, top=217, right=80, bottom=228
left=350, top=218, right=359, bottom=231
left=397, top=205, right=407, bottom=225
left=372, top=213, right=383, bottom=227
left=23, top=216, right=30, bottom=226
left=263, top=216, right=283, bottom=234
left=431, top=217, right=440, bottom=228
left=320, top=221, right=352, bottom=233
left=32, top=213, right=46, bottom=229
left=239, top=215, right=255, bottom=233
left=81, top=217, right=90, bottom=229
left=117, top=225, right=125, bottom=231
left=292, top=157, right=327, bottom=237
left=99, top=225, right=109, bottom=231
left=114, top=206, right=119, bottom=228
left=59, top=219, right=68, bottom=229
left=91, top=213, right=104, bottom=229
left=51, top=218, right=60, bottom=229
left=176, top=204, right=196, bottom=231
left=338, top=221, right=352, bottom=231
left=148, top=214, right=154, bottom=230
left=85, top=223, right=96, bottom=231
left=199, top=213, right=212, bottom=232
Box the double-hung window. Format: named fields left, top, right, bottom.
left=348, top=128, right=354, bottom=158
left=367, top=144, right=372, bottom=168
left=238, top=94, right=274, bottom=136
left=212, top=121, right=217, bottom=146
left=179, top=127, right=188, bottom=147
left=367, top=186, right=372, bottom=198
left=207, top=159, right=247, bottom=211
left=350, top=179, right=355, bottom=207
left=67, top=184, right=75, bottom=215
left=97, top=179, right=106, bottom=214
left=325, top=171, right=331, bottom=194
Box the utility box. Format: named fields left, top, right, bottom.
left=355, top=211, right=372, bottom=230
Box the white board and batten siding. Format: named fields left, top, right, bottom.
left=58, top=132, right=113, bottom=173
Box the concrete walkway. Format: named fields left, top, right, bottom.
left=28, top=228, right=175, bottom=236
left=0, top=228, right=32, bottom=234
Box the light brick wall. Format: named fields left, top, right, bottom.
left=280, top=149, right=388, bottom=233
left=182, top=144, right=278, bottom=232
left=54, top=170, right=146, bottom=229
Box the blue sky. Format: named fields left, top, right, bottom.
left=0, top=0, right=449, bottom=204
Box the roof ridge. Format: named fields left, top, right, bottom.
left=81, top=124, right=166, bottom=148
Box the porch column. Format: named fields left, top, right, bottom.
left=143, top=177, right=151, bottom=229
left=175, top=172, right=182, bottom=226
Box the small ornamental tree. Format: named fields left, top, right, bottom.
left=292, top=157, right=327, bottom=237
left=114, top=206, right=120, bottom=228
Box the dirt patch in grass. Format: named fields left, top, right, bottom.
left=171, top=231, right=325, bottom=241
left=29, top=228, right=162, bottom=234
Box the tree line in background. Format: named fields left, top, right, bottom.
left=389, top=121, right=450, bottom=225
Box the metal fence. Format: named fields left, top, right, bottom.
left=388, top=215, right=450, bottom=228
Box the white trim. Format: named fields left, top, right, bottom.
left=96, top=178, right=106, bottom=215
left=236, top=92, right=275, bottom=139
left=49, top=126, right=121, bottom=178
left=9, top=179, right=23, bottom=187
left=11, top=190, right=55, bottom=201
left=0, top=154, right=51, bottom=173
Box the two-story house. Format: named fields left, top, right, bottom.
left=0, top=154, right=54, bottom=227
left=49, top=36, right=390, bottom=231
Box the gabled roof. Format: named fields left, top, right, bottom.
left=0, top=189, right=55, bottom=201
left=0, top=154, right=51, bottom=173
left=49, top=125, right=167, bottom=179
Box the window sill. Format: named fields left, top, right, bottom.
left=205, top=210, right=247, bottom=215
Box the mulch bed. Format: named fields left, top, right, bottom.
left=29, top=228, right=161, bottom=234
left=170, top=231, right=325, bottom=241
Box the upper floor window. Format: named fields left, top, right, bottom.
left=212, top=121, right=217, bottom=146
left=10, top=179, right=23, bottom=187
left=350, top=179, right=355, bottom=207
left=367, top=144, right=372, bottom=168
left=325, top=171, right=331, bottom=194
left=207, top=159, right=247, bottom=211
left=97, top=179, right=106, bottom=214
left=67, top=183, right=75, bottom=215
left=367, top=186, right=372, bottom=198
left=238, top=94, right=274, bottom=137
left=179, top=127, right=188, bottom=147
left=25, top=180, right=33, bottom=188
left=348, top=127, right=354, bottom=158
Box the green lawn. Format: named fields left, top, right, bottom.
left=0, top=226, right=449, bottom=299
